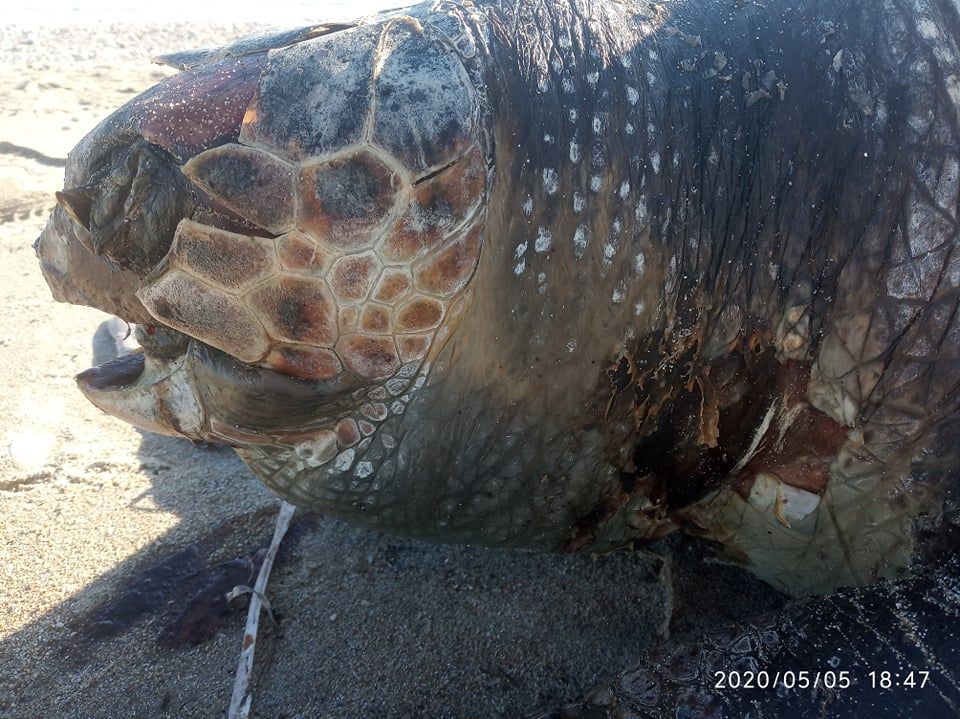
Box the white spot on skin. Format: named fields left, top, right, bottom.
left=918, top=18, right=939, bottom=39
left=603, top=243, right=616, bottom=265
left=535, top=228, right=553, bottom=252
left=626, top=86, right=639, bottom=104
left=390, top=400, right=405, bottom=415
left=620, top=55, right=632, bottom=68
left=590, top=175, right=603, bottom=192
left=634, top=253, right=646, bottom=274
left=514, top=241, right=528, bottom=260
left=708, top=149, right=719, bottom=165
left=537, top=77, right=549, bottom=93
left=587, top=71, right=599, bottom=85
left=619, top=181, right=631, bottom=199
left=562, top=76, right=575, bottom=93
left=542, top=168, right=559, bottom=195
left=514, top=259, right=526, bottom=276
left=611, top=282, right=627, bottom=303
left=635, top=197, right=648, bottom=223
left=573, top=225, right=588, bottom=258
left=573, top=192, right=585, bottom=213
left=569, top=109, right=578, bottom=122
left=650, top=152, right=661, bottom=174
left=522, top=196, right=533, bottom=216
left=625, top=123, right=635, bottom=135
left=646, top=71, right=656, bottom=85
left=634, top=300, right=645, bottom=316
left=544, top=133, right=554, bottom=143
left=355, top=461, right=374, bottom=478
left=569, top=142, right=580, bottom=163
left=566, top=339, right=578, bottom=352
left=592, top=115, right=603, bottom=133
left=381, top=433, right=397, bottom=449
left=612, top=218, right=622, bottom=234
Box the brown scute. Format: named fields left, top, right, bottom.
left=248, top=274, right=337, bottom=346
left=396, top=296, right=443, bottom=332
left=381, top=147, right=485, bottom=263
left=336, top=335, right=401, bottom=380
left=334, top=418, right=360, bottom=447
left=361, top=305, right=392, bottom=333
left=413, top=223, right=483, bottom=297
left=397, top=333, right=431, bottom=362
left=329, top=252, right=383, bottom=302
left=182, top=144, right=296, bottom=234
left=140, top=53, right=267, bottom=164
left=299, top=152, right=399, bottom=249
left=167, top=220, right=275, bottom=292
left=263, top=345, right=342, bottom=380
left=137, top=269, right=269, bottom=362
left=339, top=306, right=360, bottom=333
left=371, top=20, right=475, bottom=175
left=373, top=269, right=412, bottom=303
left=277, top=232, right=330, bottom=275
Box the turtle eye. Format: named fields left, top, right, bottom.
left=55, top=188, right=93, bottom=231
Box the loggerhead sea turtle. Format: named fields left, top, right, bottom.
left=35, top=0, right=960, bottom=715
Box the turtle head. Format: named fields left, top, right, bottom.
left=37, top=15, right=491, bottom=472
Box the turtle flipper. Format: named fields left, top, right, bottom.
left=538, top=552, right=960, bottom=719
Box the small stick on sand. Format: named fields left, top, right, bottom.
left=228, top=500, right=297, bottom=719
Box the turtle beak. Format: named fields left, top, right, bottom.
left=76, top=348, right=206, bottom=439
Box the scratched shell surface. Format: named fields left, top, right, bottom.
left=138, top=16, right=487, bottom=385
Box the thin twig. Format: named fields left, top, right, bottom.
left=227, top=500, right=296, bottom=719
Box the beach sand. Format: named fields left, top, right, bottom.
left=0, top=23, right=787, bottom=718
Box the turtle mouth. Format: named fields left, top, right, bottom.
left=76, top=350, right=147, bottom=391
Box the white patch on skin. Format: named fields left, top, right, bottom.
left=650, top=152, right=661, bottom=174
left=334, top=448, right=356, bottom=471
left=708, top=149, right=719, bottom=165
left=625, top=122, right=635, bottom=135
left=381, top=433, right=396, bottom=449
left=557, top=34, right=572, bottom=49
left=569, top=108, right=578, bottom=122
left=602, top=242, right=616, bottom=267
left=626, top=86, right=640, bottom=104
left=634, top=252, right=645, bottom=274
left=535, top=227, right=553, bottom=252
left=619, top=181, right=631, bottom=199
left=514, top=258, right=526, bottom=276
left=648, top=49, right=658, bottom=60
left=522, top=196, right=533, bottom=216
left=566, top=339, right=578, bottom=352
left=590, top=175, right=603, bottom=192
left=569, top=142, right=580, bottom=163
left=587, top=71, right=599, bottom=85
left=355, top=460, right=374, bottom=478
left=612, top=218, right=622, bottom=234
left=537, top=272, right=547, bottom=294
left=620, top=55, right=633, bottom=68
left=562, top=76, right=575, bottom=93
left=918, top=18, right=939, bottom=39
left=573, top=192, right=585, bottom=213
left=514, top=241, right=528, bottom=259
left=573, top=225, right=588, bottom=258
left=635, top=197, right=648, bottom=223
left=634, top=300, right=645, bottom=316
left=537, top=77, right=549, bottom=93
left=390, top=400, right=405, bottom=415
left=611, top=282, right=626, bottom=303
left=544, top=133, right=554, bottom=143
left=592, top=114, right=603, bottom=133
left=551, top=58, right=563, bottom=73
left=647, top=122, right=655, bottom=137
left=947, top=74, right=960, bottom=110
left=542, top=168, right=560, bottom=195
left=646, top=72, right=656, bottom=85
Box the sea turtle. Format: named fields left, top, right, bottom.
left=35, top=0, right=960, bottom=715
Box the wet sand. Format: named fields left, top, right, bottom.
left=0, top=23, right=786, bottom=718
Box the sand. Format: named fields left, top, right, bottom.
left=0, top=23, right=786, bottom=719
